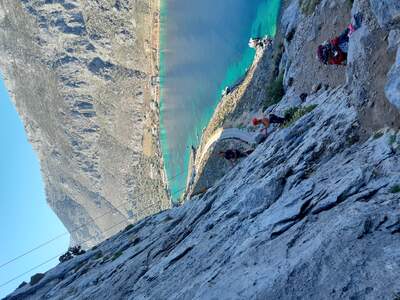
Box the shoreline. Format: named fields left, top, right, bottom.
left=184, top=43, right=273, bottom=198
left=184, top=1, right=285, bottom=199
left=148, top=0, right=171, bottom=204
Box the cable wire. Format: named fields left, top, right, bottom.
left=0, top=184, right=186, bottom=271
left=0, top=187, right=187, bottom=289
left=0, top=218, right=128, bottom=288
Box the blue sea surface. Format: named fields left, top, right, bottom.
left=160, top=0, right=281, bottom=201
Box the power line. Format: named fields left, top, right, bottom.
left=0, top=186, right=186, bottom=271
left=0, top=187, right=184, bottom=289
left=0, top=186, right=186, bottom=289
left=0, top=218, right=128, bottom=289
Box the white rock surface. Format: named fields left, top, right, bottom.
left=386, top=47, right=400, bottom=110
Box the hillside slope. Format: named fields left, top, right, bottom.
left=0, top=0, right=169, bottom=246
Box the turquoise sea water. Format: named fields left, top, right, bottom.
left=160, top=0, right=281, bottom=201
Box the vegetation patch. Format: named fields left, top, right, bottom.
left=111, top=250, right=124, bottom=261
left=388, top=135, right=397, bottom=145
left=92, top=251, right=103, bottom=260
left=283, top=104, right=318, bottom=127
left=263, top=73, right=284, bottom=111
left=17, top=281, right=27, bottom=289
left=373, top=131, right=384, bottom=140
left=131, top=236, right=141, bottom=246
left=286, top=28, right=296, bottom=43
left=163, top=214, right=174, bottom=222
left=300, top=0, right=321, bottom=15
left=389, top=185, right=400, bottom=194
left=29, top=273, right=45, bottom=286
left=124, top=224, right=134, bottom=232
left=100, top=255, right=110, bottom=264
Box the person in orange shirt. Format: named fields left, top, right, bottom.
left=252, top=114, right=285, bottom=144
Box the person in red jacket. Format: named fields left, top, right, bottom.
left=317, top=13, right=363, bottom=66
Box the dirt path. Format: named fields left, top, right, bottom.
left=197, top=128, right=256, bottom=167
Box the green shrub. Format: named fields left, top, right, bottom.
left=111, top=250, right=124, bottom=261
left=373, top=131, right=384, bottom=140
left=124, top=224, right=134, bottom=232
left=283, top=104, right=318, bottom=127
left=17, top=281, right=27, bottom=289
left=100, top=255, right=110, bottom=264
left=30, top=273, right=45, bottom=286
left=92, top=251, right=103, bottom=260
left=389, top=135, right=396, bottom=145
left=263, top=73, right=284, bottom=111
left=389, top=185, right=400, bottom=194
left=300, top=0, right=321, bottom=15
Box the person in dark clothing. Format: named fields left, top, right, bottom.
left=317, top=13, right=363, bottom=65
left=218, top=149, right=254, bottom=165
left=252, top=113, right=286, bottom=128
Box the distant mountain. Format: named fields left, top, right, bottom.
left=0, top=0, right=169, bottom=247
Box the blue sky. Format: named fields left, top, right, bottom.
left=0, top=77, right=69, bottom=298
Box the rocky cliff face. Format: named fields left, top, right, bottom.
left=6, top=84, right=400, bottom=300
left=4, top=0, right=400, bottom=299
left=0, top=0, right=169, bottom=247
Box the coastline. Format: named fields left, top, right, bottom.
left=159, top=0, right=281, bottom=202
left=184, top=0, right=285, bottom=199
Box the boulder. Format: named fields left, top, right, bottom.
left=388, top=29, right=400, bottom=51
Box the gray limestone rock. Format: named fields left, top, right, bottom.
left=369, top=0, right=400, bottom=30
left=388, top=29, right=400, bottom=51
left=385, top=47, right=400, bottom=110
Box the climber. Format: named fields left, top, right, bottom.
left=252, top=113, right=286, bottom=128
left=317, top=13, right=363, bottom=65
left=252, top=113, right=286, bottom=144
left=218, top=149, right=254, bottom=165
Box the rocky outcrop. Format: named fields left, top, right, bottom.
left=373, top=1, right=400, bottom=111
left=0, top=0, right=169, bottom=247
left=386, top=47, right=400, bottom=110
left=5, top=86, right=400, bottom=300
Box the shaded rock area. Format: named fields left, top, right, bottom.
left=347, top=0, right=400, bottom=136
left=0, top=0, right=169, bottom=247
left=3, top=0, right=400, bottom=299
